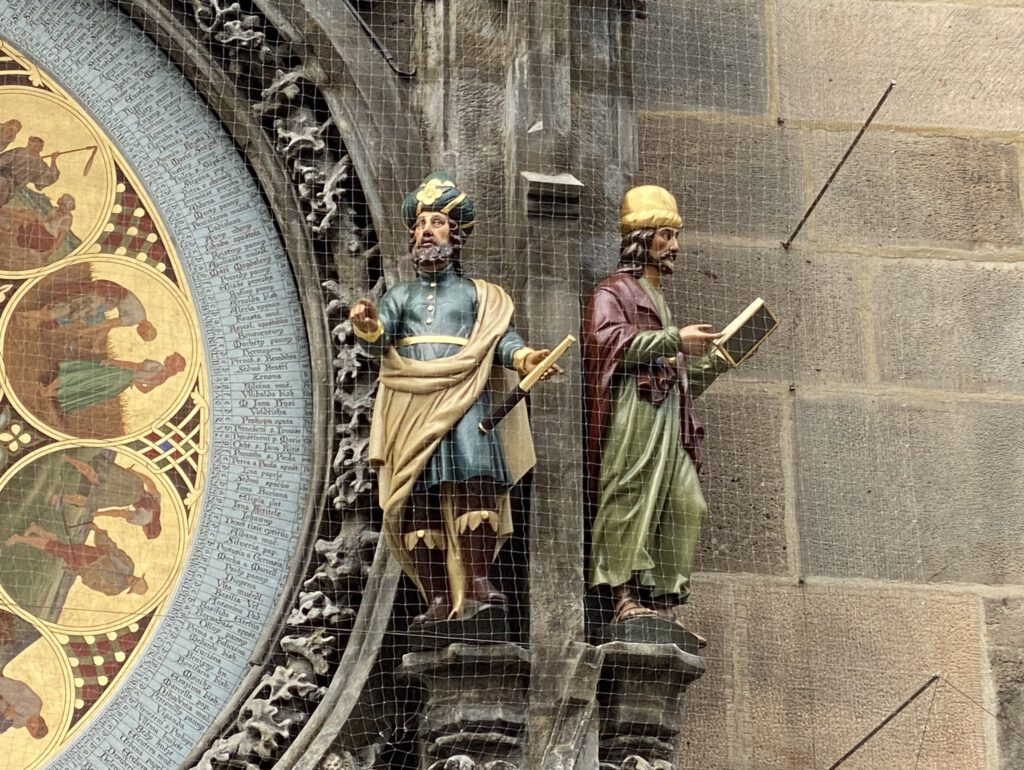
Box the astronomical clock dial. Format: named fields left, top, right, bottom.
left=0, top=3, right=313, bottom=766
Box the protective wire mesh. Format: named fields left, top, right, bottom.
left=0, top=0, right=1020, bottom=768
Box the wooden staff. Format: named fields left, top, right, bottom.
left=47, top=145, right=99, bottom=175
left=479, top=334, right=575, bottom=434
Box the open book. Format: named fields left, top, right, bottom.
left=712, top=297, right=778, bottom=367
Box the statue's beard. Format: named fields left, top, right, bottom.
left=412, top=242, right=455, bottom=271
left=652, top=251, right=676, bottom=274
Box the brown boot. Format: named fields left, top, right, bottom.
left=460, top=517, right=507, bottom=606
left=408, top=540, right=451, bottom=626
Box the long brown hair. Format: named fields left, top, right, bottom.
left=616, top=228, right=655, bottom=276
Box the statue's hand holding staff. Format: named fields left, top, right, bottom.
left=480, top=335, right=575, bottom=433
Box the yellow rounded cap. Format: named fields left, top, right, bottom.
left=619, top=185, right=682, bottom=234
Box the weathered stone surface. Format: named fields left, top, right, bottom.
left=447, top=0, right=510, bottom=277
left=671, top=579, right=740, bottom=770
left=630, top=0, right=770, bottom=115
left=795, top=393, right=1024, bottom=586
left=694, top=389, right=788, bottom=577
left=805, top=130, right=1022, bottom=249
left=637, top=115, right=803, bottom=239
left=680, top=576, right=990, bottom=769
left=984, top=596, right=1024, bottom=770
left=634, top=0, right=768, bottom=115
left=355, top=0, right=417, bottom=77
left=453, top=0, right=506, bottom=85
left=872, top=258, right=1024, bottom=393
left=598, top=642, right=706, bottom=767
left=777, top=0, right=1024, bottom=132
left=662, top=244, right=868, bottom=385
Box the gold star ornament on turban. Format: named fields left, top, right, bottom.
left=402, top=172, right=477, bottom=234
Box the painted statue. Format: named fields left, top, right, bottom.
left=350, top=172, right=557, bottom=625
left=583, top=185, right=730, bottom=625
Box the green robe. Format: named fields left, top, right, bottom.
left=589, top=278, right=727, bottom=600
left=56, top=359, right=160, bottom=414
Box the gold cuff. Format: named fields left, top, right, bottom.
left=403, top=528, right=445, bottom=551
left=354, top=319, right=384, bottom=343
left=512, top=346, right=536, bottom=377
left=454, top=510, right=499, bottom=535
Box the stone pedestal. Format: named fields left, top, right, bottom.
left=400, top=643, right=530, bottom=770
left=597, top=642, right=707, bottom=770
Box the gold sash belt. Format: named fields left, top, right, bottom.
left=396, top=335, right=468, bottom=347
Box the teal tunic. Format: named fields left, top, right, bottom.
left=360, top=264, right=526, bottom=490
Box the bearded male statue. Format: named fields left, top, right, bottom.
left=583, top=185, right=731, bottom=631
left=350, top=172, right=556, bottom=626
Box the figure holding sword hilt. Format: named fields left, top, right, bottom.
left=479, top=334, right=575, bottom=434
left=351, top=172, right=564, bottom=627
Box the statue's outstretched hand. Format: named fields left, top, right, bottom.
left=679, top=324, right=718, bottom=357
left=349, top=299, right=379, bottom=335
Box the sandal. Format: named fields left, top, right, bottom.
left=611, top=584, right=659, bottom=623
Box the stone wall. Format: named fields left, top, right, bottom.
left=634, top=0, right=1024, bottom=767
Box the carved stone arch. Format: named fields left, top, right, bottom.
left=107, top=1, right=428, bottom=768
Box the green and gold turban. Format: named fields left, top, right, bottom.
left=402, top=172, right=476, bottom=233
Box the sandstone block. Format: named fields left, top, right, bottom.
left=795, top=394, right=1024, bottom=586
left=695, top=390, right=788, bottom=577
left=872, top=259, right=1024, bottom=393
left=777, top=0, right=1024, bottom=132
left=680, top=577, right=989, bottom=769
left=638, top=115, right=803, bottom=239
left=634, top=0, right=768, bottom=115
left=740, top=581, right=988, bottom=770
left=805, top=130, right=1022, bottom=249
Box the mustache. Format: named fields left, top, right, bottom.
left=658, top=250, right=677, bottom=274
